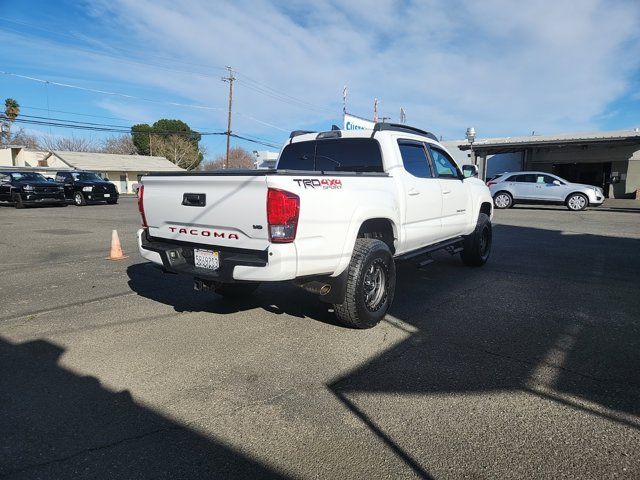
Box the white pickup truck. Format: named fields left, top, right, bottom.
left=137, top=123, right=493, bottom=328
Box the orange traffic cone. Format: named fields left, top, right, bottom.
left=107, top=229, right=128, bottom=260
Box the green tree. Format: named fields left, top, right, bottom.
left=131, top=123, right=152, bottom=155
left=2, top=98, right=20, bottom=144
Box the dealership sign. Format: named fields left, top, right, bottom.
left=343, top=113, right=375, bottom=131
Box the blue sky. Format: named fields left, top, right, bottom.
left=1, top=0, right=639, bottom=158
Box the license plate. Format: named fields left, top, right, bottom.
left=194, top=249, right=219, bottom=270
left=104, top=194, right=111, bottom=198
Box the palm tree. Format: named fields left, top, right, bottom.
left=2, top=98, right=20, bottom=144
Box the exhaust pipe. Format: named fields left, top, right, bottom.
left=297, top=280, right=332, bottom=296
left=194, top=278, right=217, bottom=292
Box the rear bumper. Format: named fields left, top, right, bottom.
left=137, top=229, right=297, bottom=282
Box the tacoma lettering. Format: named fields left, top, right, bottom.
left=168, top=226, right=239, bottom=240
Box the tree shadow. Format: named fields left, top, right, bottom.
left=328, top=225, right=640, bottom=476
left=0, top=337, right=288, bottom=479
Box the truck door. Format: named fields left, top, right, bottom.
left=397, top=140, right=443, bottom=251
left=427, top=146, right=471, bottom=239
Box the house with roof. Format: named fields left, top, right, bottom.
left=0, top=146, right=183, bottom=193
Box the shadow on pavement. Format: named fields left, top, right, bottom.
left=127, top=225, right=640, bottom=416
left=0, top=337, right=287, bottom=479
left=126, top=262, right=342, bottom=327
left=328, top=224, right=640, bottom=476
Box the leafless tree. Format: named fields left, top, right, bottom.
left=101, top=134, right=137, bottom=155
left=9, top=128, right=40, bottom=149
left=40, top=134, right=99, bottom=152
left=201, top=146, right=255, bottom=170
left=150, top=134, right=201, bottom=169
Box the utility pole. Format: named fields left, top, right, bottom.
left=222, top=66, right=236, bottom=169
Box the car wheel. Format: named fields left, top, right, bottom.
left=566, top=193, right=588, bottom=211
left=333, top=238, right=395, bottom=329
left=74, top=192, right=87, bottom=206
left=214, top=282, right=260, bottom=298
left=493, top=191, right=513, bottom=209
left=106, top=199, right=118, bottom=205
left=13, top=194, right=25, bottom=209
left=461, top=213, right=492, bottom=267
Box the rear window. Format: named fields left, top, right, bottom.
left=277, top=138, right=383, bottom=172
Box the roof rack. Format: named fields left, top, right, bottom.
left=289, top=130, right=316, bottom=139
left=372, top=122, right=438, bottom=142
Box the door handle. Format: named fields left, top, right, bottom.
left=182, top=193, right=206, bottom=207
left=442, top=189, right=452, bottom=194
left=408, top=188, right=420, bottom=196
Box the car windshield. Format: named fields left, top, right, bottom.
left=72, top=172, right=104, bottom=182
left=10, top=172, right=47, bottom=182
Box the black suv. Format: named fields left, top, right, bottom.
left=55, top=171, right=119, bottom=206
left=0, top=171, right=67, bottom=208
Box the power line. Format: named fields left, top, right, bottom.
left=11, top=115, right=281, bottom=149
left=0, top=70, right=291, bottom=133
left=1, top=19, right=336, bottom=115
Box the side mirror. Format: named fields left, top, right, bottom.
left=552, top=180, right=561, bottom=186
left=462, top=164, right=478, bottom=178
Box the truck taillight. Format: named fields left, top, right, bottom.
left=267, top=188, right=299, bottom=243
left=138, top=184, right=148, bottom=228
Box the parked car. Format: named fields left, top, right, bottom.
left=55, top=171, right=119, bottom=206
left=487, top=171, right=604, bottom=211
left=136, top=123, right=494, bottom=328
left=0, top=171, right=67, bottom=208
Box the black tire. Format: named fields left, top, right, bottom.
left=461, top=213, right=492, bottom=267
left=493, top=191, right=513, bottom=209
left=73, top=192, right=87, bottom=206
left=107, top=199, right=118, bottom=205
left=566, top=192, right=588, bottom=211
left=333, top=238, right=395, bottom=329
left=214, top=282, right=260, bottom=298
left=13, top=194, right=25, bottom=209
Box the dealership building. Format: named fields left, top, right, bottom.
left=444, top=129, right=640, bottom=198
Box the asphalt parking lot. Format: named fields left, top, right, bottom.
left=1, top=198, right=639, bottom=479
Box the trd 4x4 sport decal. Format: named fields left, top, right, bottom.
left=293, top=178, right=342, bottom=190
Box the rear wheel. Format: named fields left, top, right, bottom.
left=106, top=198, right=118, bottom=205
left=214, top=282, right=260, bottom=298
left=13, top=194, right=25, bottom=209
left=333, top=238, right=395, bottom=329
left=461, top=213, right=492, bottom=266
left=566, top=193, right=588, bottom=211
left=493, top=191, right=513, bottom=209
left=73, top=192, right=87, bottom=206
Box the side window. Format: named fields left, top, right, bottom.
left=512, top=174, right=535, bottom=183
left=55, top=174, right=64, bottom=183
left=520, top=174, right=536, bottom=183
left=0, top=174, right=8, bottom=183
left=543, top=175, right=558, bottom=184
left=398, top=141, right=433, bottom=178
left=429, top=147, right=460, bottom=179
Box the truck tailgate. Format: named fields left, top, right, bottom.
left=142, top=174, right=270, bottom=251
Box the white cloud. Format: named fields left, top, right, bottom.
left=7, top=0, right=640, bottom=146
